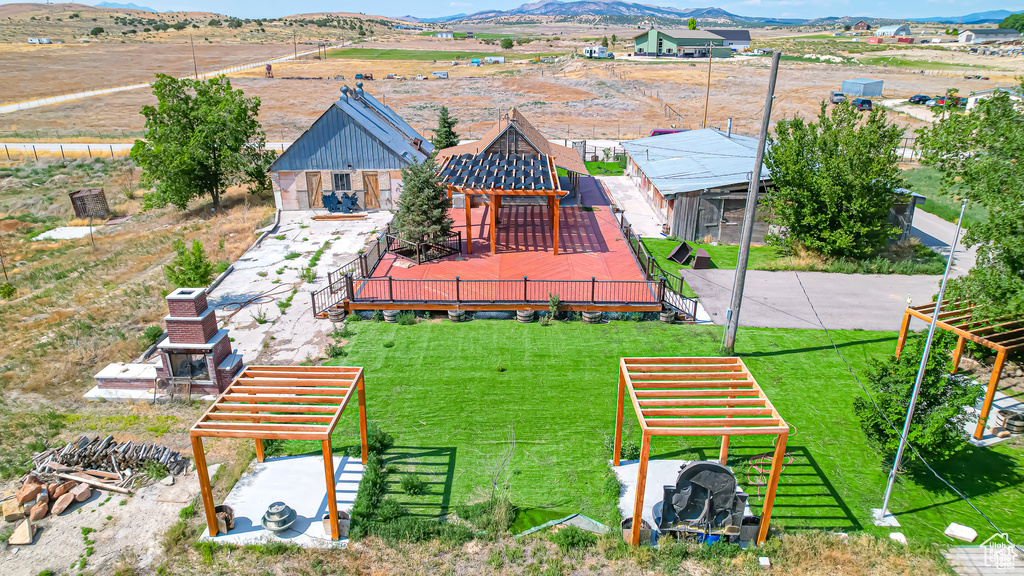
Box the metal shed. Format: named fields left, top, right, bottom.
left=841, top=78, right=884, bottom=97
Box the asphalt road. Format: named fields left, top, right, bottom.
left=688, top=209, right=972, bottom=331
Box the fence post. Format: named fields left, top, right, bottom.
left=4, top=146, right=8, bottom=160
left=388, top=276, right=394, bottom=301
left=60, top=145, right=65, bottom=160
left=33, top=146, right=38, bottom=161
left=416, top=242, right=422, bottom=265
left=524, top=276, right=528, bottom=303
left=359, top=254, right=367, bottom=278
left=455, top=277, right=460, bottom=303
left=458, top=231, right=463, bottom=254
left=109, top=145, right=114, bottom=159
left=591, top=277, right=596, bottom=304
left=658, top=277, right=666, bottom=303
left=310, top=291, right=318, bottom=316
left=345, top=273, right=354, bottom=301
left=87, top=145, right=91, bottom=158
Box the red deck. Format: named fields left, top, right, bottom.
left=373, top=178, right=646, bottom=282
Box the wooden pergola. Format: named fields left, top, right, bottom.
left=895, top=301, right=1024, bottom=440
left=189, top=365, right=368, bottom=540
left=613, top=357, right=788, bottom=546
left=439, top=153, right=565, bottom=256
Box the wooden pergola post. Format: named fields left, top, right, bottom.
left=322, top=438, right=340, bottom=540
left=192, top=435, right=218, bottom=537
left=755, top=431, right=788, bottom=545
left=975, top=349, right=1007, bottom=439
left=189, top=365, right=369, bottom=542
left=629, top=432, right=651, bottom=546
left=553, top=196, right=560, bottom=256
left=465, top=193, right=473, bottom=255
left=489, top=194, right=498, bottom=254
left=894, top=309, right=912, bottom=359
left=951, top=335, right=967, bottom=372
left=718, top=434, right=730, bottom=466
left=613, top=366, right=626, bottom=466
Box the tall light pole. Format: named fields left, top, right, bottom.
left=722, top=51, right=781, bottom=354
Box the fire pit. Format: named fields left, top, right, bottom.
left=998, top=410, right=1024, bottom=434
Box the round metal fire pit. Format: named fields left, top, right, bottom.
left=261, top=501, right=297, bottom=533
left=998, top=410, right=1024, bottom=434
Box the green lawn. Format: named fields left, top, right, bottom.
left=641, top=237, right=782, bottom=272
left=584, top=161, right=624, bottom=176
left=326, top=48, right=563, bottom=61
left=903, top=167, right=989, bottom=229
left=301, top=321, right=1022, bottom=545
left=860, top=56, right=991, bottom=71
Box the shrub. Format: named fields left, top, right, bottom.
left=326, top=344, right=347, bottom=358
left=551, top=525, right=597, bottom=553
left=376, top=498, right=405, bottom=523
left=396, top=311, right=416, bottom=325
left=0, top=282, right=16, bottom=299
left=141, top=325, right=164, bottom=346
left=853, top=332, right=981, bottom=461
left=164, top=239, right=213, bottom=288
left=400, top=473, right=425, bottom=496
left=548, top=292, right=560, bottom=319
left=366, top=423, right=395, bottom=455
left=371, top=309, right=384, bottom=322
left=456, top=496, right=516, bottom=536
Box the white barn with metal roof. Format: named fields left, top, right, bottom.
left=269, top=83, right=433, bottom=211
left=621, top=129, right=772, bottom=243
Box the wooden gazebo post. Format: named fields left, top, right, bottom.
left=189, top=365, right=369, bottom=541
left=465, top=193, right=473, bottom=255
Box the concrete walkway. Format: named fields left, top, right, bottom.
left=911, top=209, right=977, bottom=278
left=598, top=175, right=665, bottom=237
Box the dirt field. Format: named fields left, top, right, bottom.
left=2, top=52, right=1016, bottom=143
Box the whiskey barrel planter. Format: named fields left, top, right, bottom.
left=582, top=311, right=603, bottom=324
left=660, top=310, right=676, bottom=324
left=516, top=310, right=535, bottom=323
left=383, top=310, right=399, bottom=323
left=327, top=307, right=345, bottom=324
left=448, top=309, right=465, bottom=323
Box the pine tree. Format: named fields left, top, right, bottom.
left=431, top=106, right=460, bottom=150
left=601, top=36, right=608, bottom=48
left=393, top=157, right=453, bottom=243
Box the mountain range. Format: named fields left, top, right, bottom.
left=400, top=1, right=1021, bottom=25
left=94, top=2, right=158, bottom=12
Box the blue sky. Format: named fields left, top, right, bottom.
left=5, top=0, right=1021, bottom=21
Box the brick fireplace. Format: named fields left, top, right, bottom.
left=155, top=287, right=242, bottom=395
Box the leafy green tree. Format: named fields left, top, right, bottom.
left=208, top=18, right=221, bottom=27
left=431, top=106, right=460, bottom=150
left=998, top=13, right=1024, bottom=32
left=611, top=34, right=617, bottom=44
left=392, top=157, right=452, bottom=243
left=917, top=81, right=1024, bottom=318
left=687, top=18, right=697, bottom=30
left=764, top=102, right=907, bottom=259
left=164, top=239, right=214, bottom=288
left=89, top=27, right=104, bottom=36
left=853, top=333, right=981, bottom=461
left=601, top=36, right=609, bottom=48
left=131, top=74, right=275, bottom=211
left=500, top=37, right=514, bottom=50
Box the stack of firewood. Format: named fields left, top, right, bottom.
left=42, top=435, right=190, bottom=478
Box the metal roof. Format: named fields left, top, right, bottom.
left=965, top=28, right=1021, bottom=35
left=876, top=25, right=909, bottom=34
left=632, top=29, right=725, bottom=41
left=621, top=129, right=770, bottom=198
left=706, top=29, right=751, bottom=42
left=844, top=78, right=882, bottom=85
left=270, top=87, right=432, bottom=172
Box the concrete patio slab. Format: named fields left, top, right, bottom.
left=200, top=454, right=363, bottom=549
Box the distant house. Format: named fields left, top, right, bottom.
left=875, top=24, right=911, bottom=37
left=622, top=129, right=772, bottom=243
left=706, top=29, right=751, bottom=50
left=958, top=28, right=1021, bottom=44
left=269, top=84, right=433, bottom=212
left=484, top=56, right=505, bottom=64
left=27, top=37, right=52, bottom=44
left=966, top=86, right=1024, bottom=110
left=633, top=29, right=732, bottom=58
left=434, top=31, right=454, bottom=39
left=583, top=46, right=608, bottom=58
left=465, top=31, right=475, bottom=39
left=853, top=20, right=870, bottom=31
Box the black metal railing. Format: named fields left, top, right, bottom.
left=384, top=231, right=462, bottom=265
left=618, top=214, right=698, bottom=321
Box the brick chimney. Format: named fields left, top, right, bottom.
left=156, top=288, right=242, bottom=394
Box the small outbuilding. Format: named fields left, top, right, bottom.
left=434, top=31, right=454, bottom=39
left=484, top=56, right=505, bottom=64
left=841, top=78, right=884, bottom=97
left=875, top=24, right=911, bottom=37
left=853, top=20, right=871, bottom=31
left=958, top=28, right=1022, bottom=44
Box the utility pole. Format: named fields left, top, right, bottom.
left=293, top=30, right=297, bottom=59
left=702, top=42, right=713, bottom=128
left=722, top=51, right=781, bottom=355
left=189, top=34, right=199, bottom=80
left=877, top=200, right=966, bottom=523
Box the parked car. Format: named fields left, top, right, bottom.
left=830, top=91, right=846, bottom=104
left=909, top=94, right=930, bottom=104
left=852, top=98, right=873, bottom=111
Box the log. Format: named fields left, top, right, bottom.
left=53, top=473, right=133, bottom=495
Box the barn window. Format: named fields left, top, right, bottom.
left=333, top=173, right=351, bottom=191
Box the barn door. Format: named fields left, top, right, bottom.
left=305, top=172, right=323, bottom=209
left=363, top=173, right=380, bottom=210
left=696, top=197, right=722, bottom=242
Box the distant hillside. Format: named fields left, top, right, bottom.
left=906, top=10, right=1023, bottom=24
left=94, top=2, right=157, bottom=12
left=401, top=2, right=807, bottom=25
